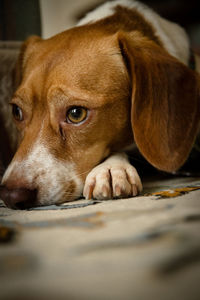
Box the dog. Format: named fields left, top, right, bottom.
left=0, top=0, right=200, bottom=209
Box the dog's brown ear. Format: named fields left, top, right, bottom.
left=14, top=35, right=41, bottom=88
left=118, top=32, right=200, bottom=172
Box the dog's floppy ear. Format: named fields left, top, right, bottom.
left=118, top=31, right=200, bottom=172
left=14, top=35, right=41, bottom=88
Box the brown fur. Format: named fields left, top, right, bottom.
left=1, top=5, right=200, bottom=206
left=13, top=13, right=200, bottom=175
left=11, top=29, right=134, bottom=182
left=118, top=31, right=200, bottom=171
left=93, top=5, right=161, bottom=45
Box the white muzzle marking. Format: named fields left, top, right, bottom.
left=2, top=142, right=83, bottom=205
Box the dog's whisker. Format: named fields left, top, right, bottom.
left=48, top=184, right=83, bottom=203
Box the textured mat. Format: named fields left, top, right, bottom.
left=0, top=175, right=200, bottom=300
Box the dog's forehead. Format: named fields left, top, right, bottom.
left=21, top=28, right=128, bottom=101
left=27, top=27, right=119, bottom=69
left=45, top=30, right=123, bottom=77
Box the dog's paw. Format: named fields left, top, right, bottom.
left=83, top=154, right=142, bottom=200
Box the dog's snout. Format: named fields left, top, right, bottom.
left=0, top=186, right=38, bottom=209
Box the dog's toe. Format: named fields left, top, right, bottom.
left=83, top=160, right=142, bottom=200
left=83, top=167, right=112, bottom=200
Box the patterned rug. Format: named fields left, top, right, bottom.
left=0, top=175, right=200, bottom=300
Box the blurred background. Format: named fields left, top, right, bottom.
left=0, top=0, right=200, bottom=50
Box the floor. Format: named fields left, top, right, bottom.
left=0, top=174, right=200, bottom=300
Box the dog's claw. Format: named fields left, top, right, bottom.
left=114, top=185, right=122, bottom=197
left=83, top=182, right=95, bottom=200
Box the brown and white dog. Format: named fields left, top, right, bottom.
left=0, top=0, right=200, bottom=209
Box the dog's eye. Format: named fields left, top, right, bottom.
left=66, top=107, right=87, bottom=124
left=12, top=104, right=23, bottom=122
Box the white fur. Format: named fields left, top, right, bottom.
left=78, top=0, right=190, bottom=65
left=83, top=153, right=142, bottom=200
left=2, top=142, right=83, bottom=205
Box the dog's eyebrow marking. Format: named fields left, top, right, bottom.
left=11, top=88, right=33, bottom=107
left=47, top=87, right=95, bottom=107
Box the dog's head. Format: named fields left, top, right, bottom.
left=1, top=25, right=200, bottom=208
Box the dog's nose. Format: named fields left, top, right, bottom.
left=0, top=185, right=37, bottom=209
